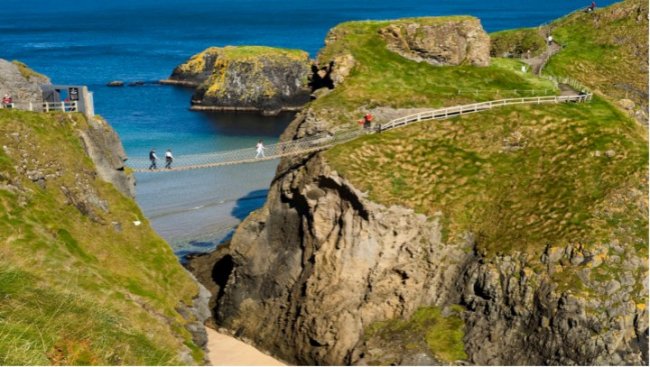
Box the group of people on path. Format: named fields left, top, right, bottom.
left=147, top=139, right=268, bottom=170
left=149, top=149, right=174, bottom=170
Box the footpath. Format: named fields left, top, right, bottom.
left=206, top=327, right=285, bottom=366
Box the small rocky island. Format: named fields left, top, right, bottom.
left=164, top=46, right=312, bottom=115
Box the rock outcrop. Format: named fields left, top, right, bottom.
left=378, top=17, right=491, bottom=67
left=0, top=59, right=49, bottom=102
left=189, top=144, right=465, bottom=364
left=166, top=46, right=312, bottom=115
left=78, top=116, right=135, bottom=198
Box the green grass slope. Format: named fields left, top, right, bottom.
left=0, top=111, right=202, bottom=365
left=545, top=0, right=648, bottom=112
left=327, top=97, right=647, bottom=261
left=312, top=17, right=557, bottom=125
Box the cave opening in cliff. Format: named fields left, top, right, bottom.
left=212, top=255, right=234, bottom=304
left=308, top=62, right=335, bottom=92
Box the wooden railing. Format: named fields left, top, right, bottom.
left=0, top=101, right=79, bottom=113
left=541, top=75, right=591, bottom=94
left=379, top=94, right=592, bottom=131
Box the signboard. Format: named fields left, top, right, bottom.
left=69, top=87, right=79, bottom=101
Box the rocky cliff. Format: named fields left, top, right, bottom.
left=378, top=17, right=490, bottom=67
left=0, top=59, right=49, bottom=102
left=0, top=62, right=208, bottom=364
left=78, top=116, right=135, bottom=198
left=166, top=46, right=312, bottom=115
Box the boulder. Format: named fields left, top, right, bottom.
left=379, top=17, right=491, bottom=67
left=107, top=80, right=124, bottom=87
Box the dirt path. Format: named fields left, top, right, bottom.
left=206, top=327, right=285, bottom=366
left=521, top=41, right=561, bottom=75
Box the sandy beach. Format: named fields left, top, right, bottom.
left=206, top=327, right=285, bottom=366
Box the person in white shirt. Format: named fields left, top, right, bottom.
left=255, top=140, right=266, bottom=159
left=165, top=149, right=174, bottom=169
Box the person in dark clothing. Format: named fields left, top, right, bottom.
left=164, top=149, right=174, bottom=169
left=149, top=149, right=158, bottom=170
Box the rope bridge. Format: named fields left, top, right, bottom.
left=128, top=94, right=592, bottom=173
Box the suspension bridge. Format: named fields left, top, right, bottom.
left=127, top=93, right=592, bottom=173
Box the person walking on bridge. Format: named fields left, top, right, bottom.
left=165, top=149, right=174, bottom=169
left=255, top=140, right=266, bottom=159
left=149, top=149, right=158, bottom=170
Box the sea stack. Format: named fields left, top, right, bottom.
left=165, top=46, right=312, bottom=115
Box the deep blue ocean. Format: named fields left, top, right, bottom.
left=1, top=0, right=617, bottom=255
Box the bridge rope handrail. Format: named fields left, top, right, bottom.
left=129, top=93, right=592, bottom=172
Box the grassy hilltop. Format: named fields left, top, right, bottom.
left=309, top=0, right=648, bottom=362
left=0, top=111, right=203, bottom=364
left=311, top=16, right=557, bottom=125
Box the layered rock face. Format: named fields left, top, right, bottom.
left=191, top=111, right=648, bottom=365
left=167, top=46, right=312, bottom=114
left=460, top=246, right=648, bottom=365
left=379, top=18, right=491, bottom=67
left=0, top=58, right=49, bottom=102
left=202, top=148, right=466, bottom=364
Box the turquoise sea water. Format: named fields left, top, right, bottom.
left=0, top=0, right=617, bottom=255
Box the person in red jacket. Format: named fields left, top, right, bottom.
left=2, top=94, right=12, bottom=107
left=363, top=113, right=373, bottom=129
